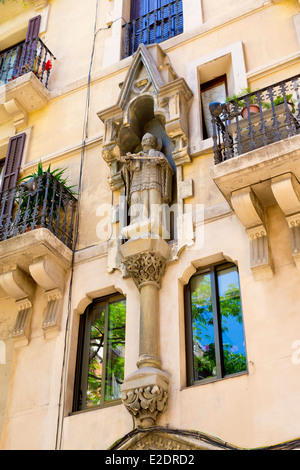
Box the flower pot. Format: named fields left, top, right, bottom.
left=241, top=105, right=260, bottom=119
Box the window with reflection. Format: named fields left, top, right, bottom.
left=73, top=294, right=126, bottom=411
left=185, top=263, right=247, bottom=385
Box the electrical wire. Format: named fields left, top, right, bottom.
left=109, top=425, right=300, bottom=451
left=54, top=0, right=99, bottom=450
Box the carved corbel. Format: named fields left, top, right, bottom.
left=12, top=298, right=33, bottom=348
left=0, top=265, right=35, bottom=301
left=231, top=187, right=273, bottom=280
left=29, top=256, right=65, bottom=337
left=42, top=289, right=63, bottom=339
left=271, top=173, right=300, bottom=268
left=0, top=265, right=35, bottom=347
left=3, top=98, right=28, bottom=131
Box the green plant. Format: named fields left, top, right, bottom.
left=226, top=87, right=269, bottom=111
left=17, top=161, right=76, bottom=228
left=273, top=94, right=296, bottom=114
left=0, top=0, right=27, bottom=6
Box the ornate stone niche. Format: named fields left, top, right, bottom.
left=97, top=43, right=193, bottom=428
left=97, top=43, right=193, bottom=272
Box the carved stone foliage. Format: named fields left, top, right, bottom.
left=129, top=433, right=200, bottom=451
left=123, top=252, right=166, bottom=288
left=122, top=384, right=168, bottom=427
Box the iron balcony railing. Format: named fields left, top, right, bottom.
left=0, top=173, right=77, bottom=250
left=0, top=37, right=55, bottom=89
left=209, top=73, right=300, bottom=164
left=123, top=0, right=183, bottom=58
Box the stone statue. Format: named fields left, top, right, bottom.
left=119, top=133, right=173, bottom=225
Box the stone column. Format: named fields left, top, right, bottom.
left=120, top=238, right=170, bottom=428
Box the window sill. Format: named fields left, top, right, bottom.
left=70, top=399, right=123, bottom=416
left=181, top=370, right=248, bottom=391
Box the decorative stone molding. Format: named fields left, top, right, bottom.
left=231, top=187, right=273, bottom=280
left=121, top=366, right=169, bottom=428
left=42, top=289, right=63, bottom=339
left=122, top=384, right=169, bottom=427
left=3, top=99, right=28, bottom=131
left=120, top=237, right=170, bottom=282
left=123, top=252, right=167, bottom=289
left=0, top=265, right=35, bottom=301
left=271, top=173, right=300, bottom=268
left=12, top=298, right=32, bottom=348
left=29, top=255, right=66, bottom=338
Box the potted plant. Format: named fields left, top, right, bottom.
left=273, top=94, right=296, bottom=114
left=226, top=87, right=270, bottom=119
left=16, top=161, right=76, bottom=232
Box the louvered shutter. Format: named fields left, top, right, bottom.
left=0, top=133, right=26, bottom=194
left=0, top=133, right=26, bottom=231
left=25, top=15, right=41, bottom=42
left=22, top=15, right=41, bottom=73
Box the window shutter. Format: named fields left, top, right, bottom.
left=25, top=15, right=41, bottom=42
left=0, top=133, right=26, bottom=194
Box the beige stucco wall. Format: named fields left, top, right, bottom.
left=0, top=0, right=300, bottom=450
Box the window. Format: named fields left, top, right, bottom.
left=200, top=75, right=228, bottom=139
left=185, top=263, right=247, bottom=385
left=73, top=294, right=126, bottom=411
left=124, top=0, right=183, bottom=57
left=0, top=16, right=41, bottom=85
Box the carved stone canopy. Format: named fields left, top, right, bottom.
left=97, top=43, right=193, bottom=192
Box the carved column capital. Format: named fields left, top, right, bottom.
left=123, top=251, right=167, bottom=289
left=122, top=384, right=169, bottom=427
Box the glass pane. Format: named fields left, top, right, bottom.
left=86, top=305, right=105, bottom=408
left=217, top=266, right=247, bottom=376
left=104, top=299, right=126, bottom=401
left=201, top=81, right=227, bottom=138
left=190, top=273, right=216, bottom=381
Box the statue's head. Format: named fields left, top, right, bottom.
left=141, top=133, right=157, bottom=151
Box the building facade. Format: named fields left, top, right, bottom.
left=0, top=0, right=300, bottom=450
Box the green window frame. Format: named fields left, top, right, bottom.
left=73, top=294, right=126, bottom=412
left=185, top=262, right=247, bottom=386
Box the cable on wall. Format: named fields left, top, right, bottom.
left=54, top=0, right=99, bottom=450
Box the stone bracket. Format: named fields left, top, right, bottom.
left=271, top=173, right=300, bottom=268
left=0, top=265, right=35, bottom=301
left=42, top=289, right=63, bottom=339
left=12, top=298, right=32, bottom=348
left=231, top=187, right=273, bottom=280
left=3, top=98, right=28, bottom=131
left=29, top=256, right=66, bottom=338
left=121, top=367, right=169, bottom=428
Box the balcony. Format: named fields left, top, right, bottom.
left=209, top=74, right=300, bottom=165
left=210, top=74, right=300, bottom=280
left=0, top=38, right=55, bottom=129
left=0, top=172, right=76, bottom=249
left=123, top=0, right=183, bottom=58
left=0, top=173, right=77, bottom=340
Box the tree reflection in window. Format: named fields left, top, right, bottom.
left=187, top=264, right=247, bottom=384
left=74, top=295, right=126, bottom=411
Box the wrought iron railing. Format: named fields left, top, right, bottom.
left=123, top=0, right=183, bottom=58
left=209, top=74, right=300, bottom=164
left=0, top=173, right=77, bottom=249
left=0, top=37, right=55, bottom=88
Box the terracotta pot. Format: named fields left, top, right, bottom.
left=241, top=105, right=260, bottom=119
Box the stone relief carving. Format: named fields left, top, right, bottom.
left=123, top=251, right=167, bottom=288
left=122, top=385, right=169, bottom=427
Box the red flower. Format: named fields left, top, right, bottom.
left=44, top=60, right=52, bottom=71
